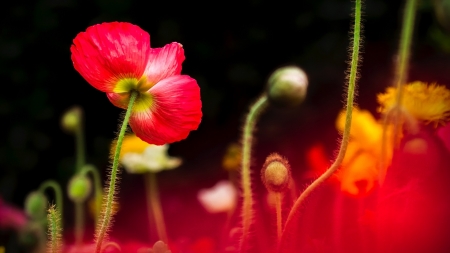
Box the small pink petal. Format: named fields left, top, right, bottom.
left=0, top=198, right=27, bottom=230
left=71, top=22, right=150, bottom=92
left=129, top=75, right=202, bottom=145
left=144, top=42, right=185, bottom=86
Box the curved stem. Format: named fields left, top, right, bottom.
left=39, top=180, right=63, bottom=224
left=279, top=0, right=362, bottom=250
left=95, top=91, right=137, bottom=253
left=144, top=172, right=168, bottom=243
left=392, top=0, right=418, bottom=147
left=80, top=164, right=103, bottom=223
left=239, top=95, right=269, bottom=253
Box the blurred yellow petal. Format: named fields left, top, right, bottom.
left=377, top=81, right=450, bottom=127
left=336, top=108, right=383, bottom=150
left=339, top=152, right=378, bottom=196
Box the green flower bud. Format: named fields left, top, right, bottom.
left=24, top=191, right=48, bottom=219
left=61, top=106, right=82, bottom=133
left=267, top=66, right=308, bottom=107
left=261, top=153, right=291, bottom=192
left=67, top=175, right=92, bottom=203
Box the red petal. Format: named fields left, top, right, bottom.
left=71, top=22, right=150, bottom=92
left=106, top=92, right=129, bottom=109
left=129, top=75, right=202, bottom=145
left=143, top=42, right=185, bottom=86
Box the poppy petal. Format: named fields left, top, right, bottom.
left=71, top=22, right=150, bottom=92
left=129, top=75, right=202, bottom=145
left=143, top=42, right=185, bottom=88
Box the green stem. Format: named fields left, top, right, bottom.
left=239, top=95, right=269, bottom=253
left=95, top=91, right=137, bottom=253
left=392, top=0, right=418, bottom=147
left=47, top=205, right=62, bottom=253
left=279, top=0, right=362, bottom=251
left=144, top=172, right=168, bottom=243
left=80, top=164, right=103, bottom=223
left=38, top=180, right=63, bottom=225
left=74, top=202, right=84, bottom=246
left=75, top=117, right=86, bottom=173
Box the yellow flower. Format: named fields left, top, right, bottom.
left=222, top=143, right=242, bottom=171
left=335, top=108, right=393, bottom=196
left=112, top=134, right=182, bottom=174
left=377, top=81, right=450, bottom=127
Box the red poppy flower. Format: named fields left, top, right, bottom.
left=71, top=22, right=202, bottom=145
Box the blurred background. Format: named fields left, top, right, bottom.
left=1, top=0, right=450, bottom=250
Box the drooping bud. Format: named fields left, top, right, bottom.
left=261, top=153, right=291, bottom=192
left=61, top=106, right=83, bottom=133
left=24, top=191, right=48, bottom=219
left=67, top=175, right=92, bottom=203
left=267, top=66, right=308, bottom=107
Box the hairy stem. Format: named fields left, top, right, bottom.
left=47, top=205, right=62, bottom=253
left=279, top=0, right=362, bottom=251
left=239, top=95, right=269, bottom=253
left=95, top=91, right=137, bottom=253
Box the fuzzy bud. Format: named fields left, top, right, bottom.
left=24, top=191, right=48, bottom=219
left=67, top=175, right=92, bottom=203
left=261, top=153, right=291, bottom=192
left=61, top=106, right=82, bottom=133
left=267, top=66, right=308, bottom=107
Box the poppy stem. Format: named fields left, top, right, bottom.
left=95, top=91, right=138, bottom=253
left=391, top=0, right=418, bottom=147
left=39, top=180, right=64, bottom=226
left=144, top=172, right=168, bottom=243
left=239, top=94, right=269, bottom=253
left=275, top=192, right=282, bottom=245
left=79, top=164, right=103, bottom=223
left=47, top=204, right=63, bottom=253
left=279, top=0, right=362, bottom=251
left=75, top=109, right=86, bottom=173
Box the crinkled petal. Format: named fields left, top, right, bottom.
left=129, top=75, right=202, bottom=145
left=71, top=22, right=150, bottom=92
left=143, top=42, right=185, bottom=87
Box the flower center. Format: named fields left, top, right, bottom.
left=113, top=76, right=153, bottom=93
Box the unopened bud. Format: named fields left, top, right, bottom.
left=24, top=191, right=48, bottom=219
left=67, top=175, right=92, bottom=203
left=261, top=153, right=291, bottom=192
left=267, top=66, right=308, bottom=107
left=61, top=106, right=82, bottom=133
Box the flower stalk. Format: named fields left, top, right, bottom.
left=239, top=95, right=269, bottom=253
left=95, top=90, right=137, bottom=253
left=279, top=0, right=362, bottom=251
left=144, top=172, right=168, bottom=243
left=39, top=180, right=63, bottom=224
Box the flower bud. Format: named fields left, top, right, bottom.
left=267, top=66, right=308, bottom=107
left=61, top=106, right=82, bottom=133
left=261, top=153, right=291, bottom=192
left=67, top=175, right=92, bottom=203
left=24, top=191, right=48, bottom=219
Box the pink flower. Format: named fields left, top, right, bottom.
left=71, top=22, right=202, bottom=145
left=0, top=197, right=27, bottom=230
